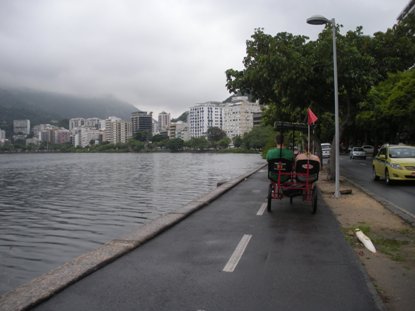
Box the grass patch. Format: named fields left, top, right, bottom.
left=356, top=223, right=371, bottom=235
left=342, top=223, right=372, bottom=244
left=342, top=223, right=411, bottom=262
left=342, top=224, right=413, bottom=262
left=372, top=237, right=409, bottom=262
left=398, top=228, right=415, bottom=236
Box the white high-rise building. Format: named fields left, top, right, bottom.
left=69, top=118, right=85, bottom=131
left=223, top=97, right=261, bottom=139
left=189, top=102, right=224, bottom=138
left=158, top=111, right=171, bottom=133
left=79, top=127, right=102, bottom=147
left=85, top=118, right=102, bottom=129
left=0, top=129, right=6, bottom=143
left=103, top=117, right=132, bottom=144
left=103, top=117, right=121, bottom=143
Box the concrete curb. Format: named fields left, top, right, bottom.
left=0, top=163, right=267, bottom=311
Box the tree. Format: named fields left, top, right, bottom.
left=166, top=138, right=184, bottom=152
left=207, top=127, right=227, bottom=142
left=134, top=130, right=151, bottom=142
left=151, top=134, right=167, bottom=143
left=218, top=137, right=231, bottom=149
left=206, top=127, right=228, bottom=150
left=317, top=112, right=335, bottom=144
left=369, top=15, right=415, bottom=80
left=225, top=23, right=412, bottom=179
left=128, top=139, right=145, bottom=152
left=233, top=135, right=243, bottom=148
left=357, top=69, right=415, bottom=144
left=226, top=29, right=311, bottom=124
left=242, top=125, right=275, bottom=152
left=185, top=137, right=209, bottom=151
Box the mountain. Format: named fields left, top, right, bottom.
left=0, top=87, right=138, bottom=126
left=171, top=111, right=189, bottom=123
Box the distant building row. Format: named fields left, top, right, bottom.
left=1, top=96, right=262, bottom=147
left=189, top=96, right=261, bottom=139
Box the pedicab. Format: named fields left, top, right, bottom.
left=267, top=121, right=320, bottom=214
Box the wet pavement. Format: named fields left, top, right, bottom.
left=2, top=166, right=383, bottom=311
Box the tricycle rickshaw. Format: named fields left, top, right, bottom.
left=267, top=121, right=320, bottom=214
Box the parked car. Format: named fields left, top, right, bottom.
left=362, top=145, right=374, bottom=155
left=350, top=147, right=366, bottom=160
left=373, top=144, right=415, bottom=184
left=321, top=143, right=331, bottom=158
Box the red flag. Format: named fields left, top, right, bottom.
left=307, top=108, right=318, bottom=125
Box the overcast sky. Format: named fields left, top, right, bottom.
left=0, top=0, right=410, bottom=118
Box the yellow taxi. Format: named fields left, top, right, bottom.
left=373, top=144, right=415, bottom=184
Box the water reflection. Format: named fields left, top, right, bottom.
left=0, top=152, right=264, bottom=294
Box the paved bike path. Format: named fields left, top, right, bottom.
left=32, top=168, right=382, bottom=311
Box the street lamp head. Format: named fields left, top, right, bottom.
left=306, top=15, right=330, bottom=25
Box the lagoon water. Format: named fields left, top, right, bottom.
left=0, top=152, right=264, bottom=295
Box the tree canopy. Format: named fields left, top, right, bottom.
left=357, top=69, right=415, bottom=144
left=225, top=15, right=415, bottom=147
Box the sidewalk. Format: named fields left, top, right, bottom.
left=318, top=170, right=415, bottom=311
left=1, top=166, right=383, bottom=311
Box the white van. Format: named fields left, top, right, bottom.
left=321, top=143, right=331, bottom=158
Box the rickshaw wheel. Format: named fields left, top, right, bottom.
left=311, top=186, right=317, bottom=214
left=267, top=183, right=272, bottom=212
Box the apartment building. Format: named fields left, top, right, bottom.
left=253, top=111, right=263, bottom=127
left=35, top=124, right=71, bottom=145
left=69, top=118, right=85, bottom=131
left=113, top=120, right=132, bottom=144
left=13, top=119, right=30, bottom=135
left=54, top=128, right=71, bottom=144
left=84, top=118, right=101, bottom=129
left=152, top=119, right=159, bottom=135
left=189, top=102, right=224, bottom=138
left=103, top=117, right=120, bottom=143
left=223, top=97, right=261, bottom=139
left=398, top=0, right=415, bottom=21
left=33, top=124, right=54, bottom=139
left=79, top=127, right=102, bottom=147
left=34, top=124, right=55, bottom=143
left=131, top=111, right=153, bottom=135
left=0, top=128, right=6, bottom=144
left=158, top=111, right=171, bottom=133
left=103, top=117, right=132, bottom=144
left=174, top=121, right=189, bottom=141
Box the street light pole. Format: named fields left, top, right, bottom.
left=307, top=15, right=340, bottom=198
left=331, top=18, right=341, bottom=198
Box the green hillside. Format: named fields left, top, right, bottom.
left=0, top=87, right=137, bottom=127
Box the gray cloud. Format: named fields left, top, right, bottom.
left=0, top=0, right=409, bottom=117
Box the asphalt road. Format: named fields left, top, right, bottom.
left=32, top=168, right=381, bottom=311
left=339, top=155, right=415, bottom=222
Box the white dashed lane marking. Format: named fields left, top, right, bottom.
left=257, top=202, right=267, bottom=216
left=223, top=234, right=252, bottom=272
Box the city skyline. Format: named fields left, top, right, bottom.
left=1, top=96, right=261, bottom=148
